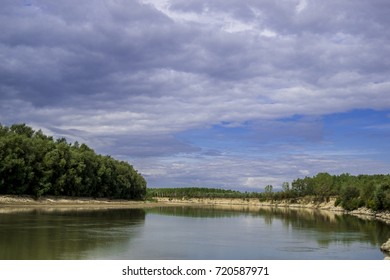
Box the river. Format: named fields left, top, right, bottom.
left=0, top=205, right=389, bottom=259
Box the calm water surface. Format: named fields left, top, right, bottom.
left=0, top=206, right=389, bottom=260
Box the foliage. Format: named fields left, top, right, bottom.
left=146, top=187, right=247, bottom=199
left=148, top=173, right=390, bottom=211
left=339, top=185, right=362, bottom=211
left=289, top=173, right=390, bottom=211
left=374, top=183, right=390, bottom=211
left=4, top=123, right=384, bottom=209
left=0, top=123, right=146, bottom=199
left=264, top=185, right=274, bottom=200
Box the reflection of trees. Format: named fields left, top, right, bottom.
left=2, top=206, right=389, bottom=259
left=254, top=207, right=390, bottom=247
left=0, top=208, right=145, bottom=260
left=146, top=206, right=246, bottom=218
left=149, top=206, right=390, bottom=248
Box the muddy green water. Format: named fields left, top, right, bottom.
left=0, top=206, right=389, bottom=259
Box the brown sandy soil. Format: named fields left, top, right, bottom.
left=155, top=196, right=343, bottom=210
left=0, top=195, right=171, bottom=209
left=1, top=195, right=390, bottom=223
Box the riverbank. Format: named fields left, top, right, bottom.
left=2, top=195, right=390, bottom=221
left=155, top=196, right=390, bottom=222
left=0, top=195, right=172, bottom=209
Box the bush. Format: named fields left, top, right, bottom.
left=373, top=184, right=390, bottom=211
left=340, top=186, right=361, bottom=211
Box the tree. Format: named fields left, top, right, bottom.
left=264, top=185, right=273, bottom=200
left=313, top=172, right=334, bottom=199
left=282, top=182, right=290, bottom=192
left=10, top=123, right=34, bottom=138
left=374, top=183, right=390, bottom=211
left=340, top=185, right=361, bottom=211
left=0, top=123, right=147, bottom=200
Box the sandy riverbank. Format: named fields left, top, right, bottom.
left=155, top=196, right=390, bottom=222
left=155, top=197, right=344, bottom=210
left=2, top=195, right=390, bottom=221
left=0, top=195, right=172, bottom=209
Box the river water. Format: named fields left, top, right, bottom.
left=0, top=205, right=389, bottom=260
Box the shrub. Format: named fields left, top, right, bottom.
left=340, top=186, right=361, bottom=211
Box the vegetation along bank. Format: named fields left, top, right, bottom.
left=1, top=123, right=390, bottom=215
left=0, top=124, right=146, bottom=199
left=147, top=172, right=390, bottom=213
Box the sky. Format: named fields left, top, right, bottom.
left=1, top=0, right=390, bottom=190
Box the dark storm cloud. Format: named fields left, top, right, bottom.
left=0, top=0, right=190, bottom=106
left=1, top=0, right=390, bottom=188
left=165, top=0, right=390, bottom=79
left=2, top=0, right=388, bottom=108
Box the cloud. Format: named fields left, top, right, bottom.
left=1, top=0, right=390, bottom=189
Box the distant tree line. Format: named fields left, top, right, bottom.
left=285, top=172, right=390, bottom=211
left=147, top=187, right=243, bottom=199
left=0, top=124, right=146, bottom=199
left=148, top=173, right=390, bottom=211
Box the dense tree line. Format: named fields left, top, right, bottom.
left=148, top=173, right=390, bottom=211
left=283, top=171, right=390, bottom=211
left=0, top=124, right=146, bottom=199
left=285, top=173, right=390, bottom=211
left=147, top=187, right=243, bottom=199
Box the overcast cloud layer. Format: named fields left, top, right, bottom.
left=1, top=0, right=390, bottom=189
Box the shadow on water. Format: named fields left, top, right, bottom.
left=0, top=208, right=145, bottom=260
left=147, top=205, right=390, bottom=251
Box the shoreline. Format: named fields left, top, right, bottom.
left=0, top=195, right=178, bottom=210
left=155, top=197, right=390, bottom=223
left=1, top=195, right=390, bottom=221
left=1, top=194, right=390, bottom=258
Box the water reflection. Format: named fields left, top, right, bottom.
left=147, top=205, right=246, bottom=218
left=0, top=208, right=145, bottom=259
left=146, top=205, right=390, bottom=259
left=252, top=207, right=390, bottom=247
left=0, top=205, right=389, bottom=259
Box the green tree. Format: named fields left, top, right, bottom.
left=0, top=123, right=147, bottom=200
left=374, top=183, right=390, bottom=211
left=264, top=185, right=273, bottom=200
left=340, top=185, right=361, bottom=211
left=313, top=172, right=334, bottom=199
left=282, top=182, right=290, bottom=192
